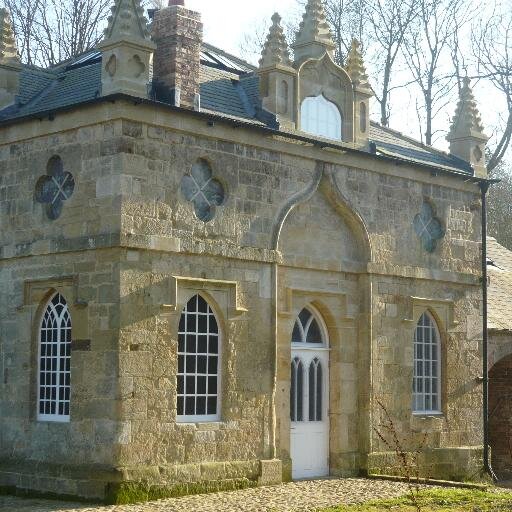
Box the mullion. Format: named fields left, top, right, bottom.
left=38, top=294, right=71, bottom=420
left=413, top=314, right=440, bottom=413
left=178, top=297, right=218, bottom=419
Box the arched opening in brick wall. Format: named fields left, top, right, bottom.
left=489, top=353, right=512, bottom=480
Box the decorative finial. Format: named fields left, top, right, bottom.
left=447, top=77, right=486, bottom=139
left=98, top=0, right=156, bottom=99
left=345, top=39, right=371, bottom=92
left=259, top=12, right=292, bottom=69
left=0, top=8, right=20, bottom=64
left=293, top=0, right=336, bottom=61
left=446, top=77, right=488, bottom=177
left=103, top=0, right=151, bottom=42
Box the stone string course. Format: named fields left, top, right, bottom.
left=0, top=478, right=413, bottom=511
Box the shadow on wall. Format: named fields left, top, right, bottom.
left=489, top=353, right=512, bottom=480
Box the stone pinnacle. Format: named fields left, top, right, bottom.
left=345, top=39, right=371, bottom=92
left=259, top=12, right=292, bottom=69
left=0, top=9, right=20, bottom=64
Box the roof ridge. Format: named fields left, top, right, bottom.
left=49, top=49, right=99, bottom=70
left=371, top=121, right=459, bottom=161
left=202, top=42, right=256, bottom=71
left=20, top=63, right=57, bottom=77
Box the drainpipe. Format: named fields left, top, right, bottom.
left=270, top=261, right=278, bottom=460
left=479, top=180, right=497, bottom=482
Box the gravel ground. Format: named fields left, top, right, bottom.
left=0, top=478, right=414, bottom=512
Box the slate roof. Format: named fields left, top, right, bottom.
left=0, top=43, right=475, bottom=177
left=487, top=237, right=512, bottom=332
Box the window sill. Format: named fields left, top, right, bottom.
left=176, top=419, right=236, bottom=430
left=37, top=416, right=70, bottom=423
left=412, top=412, right=444, bottom=419
left=176, top=416, right=220, bottom=425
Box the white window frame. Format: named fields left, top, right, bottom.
left=413, top=311, right=442, bottom=415
left=177, top=294, right=221, bottom=423
left=37, top=293, right=71, bottom=423
left=290, top=307, right=329, bottom=424
left=300, top=94, right=342, bottom=141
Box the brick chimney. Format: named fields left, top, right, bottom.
left=152, top=0, right=202, bottom=110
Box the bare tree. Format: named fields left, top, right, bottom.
left=403, top=0, right=472, bottom=146
left=323, top=0, right=367, bottom=64
left=488, top=160, right=512, bottom=250
left=365, top=0, right=418, bottom=126
left=238, top=19, right=272, bottom=65
left=237, top=12, right=300, bottom=66
left=4, top=0, right=111, bottom=67
left=3, top=0, right=40, bottom=65
left=473, top=7, right=512, bottom=172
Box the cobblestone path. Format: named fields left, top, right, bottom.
left=0, top=478, right=413, bottom=511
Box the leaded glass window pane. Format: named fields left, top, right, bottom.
left=293, top=308, right=325, bottom=345
left=301, top=95, right=342, bottom=141
left=38, top=293, right=71, bottom=422
left=177, top=295, right=220, bottom=421
left=412, top=312, right=441, bottom=414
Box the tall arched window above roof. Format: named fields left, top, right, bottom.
left=413, top=312, right=441, bottom=414
left=177, top=294, right=221, bottom=422
left=38, top=293, right=72, bottom=422
left=300, top=95, right=342, bottom=141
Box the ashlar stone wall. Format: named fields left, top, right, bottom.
left=0, top=100, right=485, bottom=500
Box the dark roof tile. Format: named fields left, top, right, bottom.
left=0, top=43, right=475, bottom=176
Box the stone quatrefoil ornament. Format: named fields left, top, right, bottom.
left=35, top=156, right=75, bottom=220
left=413, top=201, right=445, bottom=253
left=181, top=159, right=225, bottom=222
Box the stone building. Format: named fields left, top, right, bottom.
left=0, top=0, right=492, bottom=503
left=487, top=238, right=512, bottom=481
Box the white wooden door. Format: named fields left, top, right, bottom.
left=290, top=308, right=329, bottom=479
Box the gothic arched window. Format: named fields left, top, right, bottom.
left=291, top=308, right=324, bottom=345
left=38, top=293, right=72, bottom=422
left=301, top=95, right=342, bottom=141
left=290, top=307, right=328, bottom=423
left=413, top=312, right=441, bottom=413
left=177, top=295, right=220, bottom=422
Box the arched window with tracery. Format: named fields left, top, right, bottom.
left=300, top=95, right=342, bottom=141
left=38, top=293, right=72, bottom=422
left=292, top=308, right=324, bottom=345
left=290, top=307, right=328, bottom=423
left=177, top=295, right=220, bottom=422
left=413, top=312, right=441, bottom=414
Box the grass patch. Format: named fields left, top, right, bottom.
left=320, top=488, right=512, bottom=511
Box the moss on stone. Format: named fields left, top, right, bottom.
left=105, top=477, right=257, bottom=505
left=0, top=485, right=101, bottom=503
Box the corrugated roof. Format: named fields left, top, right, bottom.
left=0, top=42, right=475, bottom=176
left=487, top=237, right=512, bottom=333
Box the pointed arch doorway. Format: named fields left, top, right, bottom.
left=290, top=307, right=330, bottom=479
